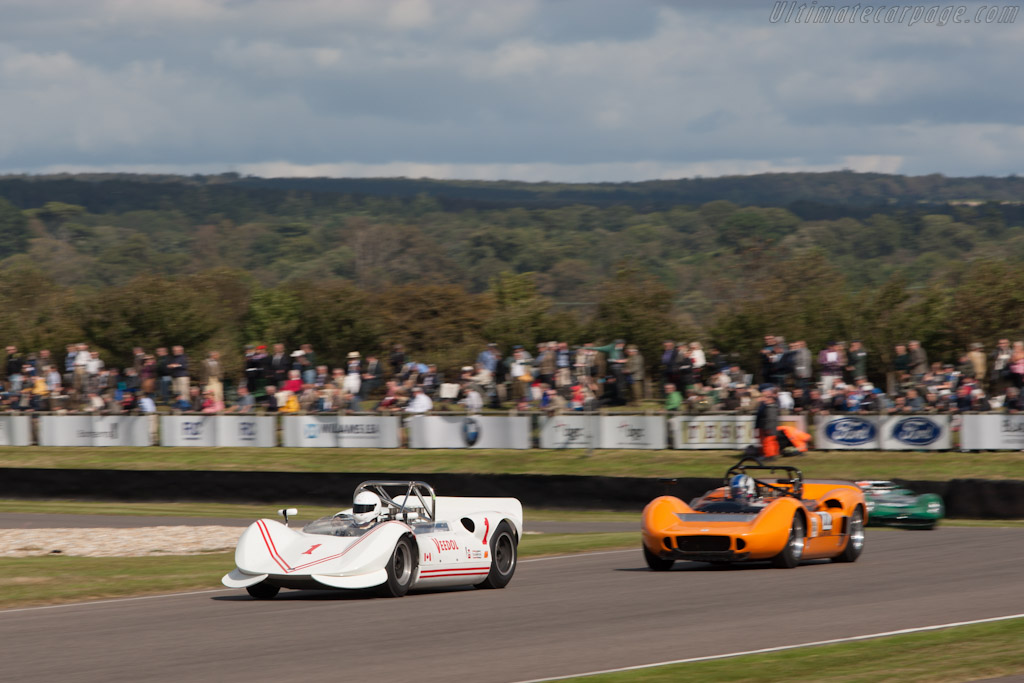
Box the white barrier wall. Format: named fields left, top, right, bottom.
left=670, top=415, right=756, bottom=450
left=216, top=416, right=278, bottom=447
left=599, top=415, right=667, bottom=449
left=160, top=415, right=277, bottom=447
left=407, top=415, right=531, bottom=449
left=814, top=415, right=880, bottom=449
left=38, top=415, right=152, bottom=447
left=282, top=415, right=400, bottom=448
left=538, top=415, right=600, bottom=449
left=878, top=415, right=951, bottom=450
left=0, top=415, right=33, bottom=446
left=960, top=414, right=1024, bottom=450
left=160, top=415, right=218, bottom=447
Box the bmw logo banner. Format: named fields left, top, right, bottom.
left=462, top=418, right=481, bottom=447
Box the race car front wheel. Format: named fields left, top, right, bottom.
left=833, top=507, right=865, bottom=563
left=771, top=515, right=806, bottom=568
left=246, top=582, right=280, bottom=600
left=379, top=535, right=416, bottom=598
left=643, top=543, right=674, bottom=571
left=477, top=521, right=517, bottom=589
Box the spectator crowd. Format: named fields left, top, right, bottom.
left=1, top=334, right=1021, bottom=417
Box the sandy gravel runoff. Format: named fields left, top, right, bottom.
left=0, top=527, right=243, bottom=557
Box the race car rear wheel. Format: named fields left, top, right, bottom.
left=771, top=515, right=806, bottom=568
left=477, top=521, right=517, bottom=589
left=833, top=507, right=865, bottom=563
left=246, top=582, right=280, bottom=600
left=378, top=535, right=416, bottom=598
left=643, top=543, right=674, bottom=571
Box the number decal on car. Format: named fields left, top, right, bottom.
left=815, top=511, right=833, bottom=532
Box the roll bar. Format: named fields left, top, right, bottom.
left=354, top=480, right=437, bottom=523
left=725, top=457, right=804, bottom=499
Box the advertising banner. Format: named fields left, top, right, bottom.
left=217, top=415, right=278, bottom=448
left=814, top=415, right=880, bottom=450
left=669, top=415, right=756, bottom=450
left=407, top=415, right=531, bottom=449
left=878, top=414, right=951, bottom=450
left=0, top=415, right=32, bottom=446
left=538, top=415, right=600, bottom=449
left=282, top=415, right=400, bottom=448
left=960, top=414, right=1024, bottom=450
left=159, top=415, right=218, bottom=447
left=38, top=415, right=152, bottom=447
left=780, top=415, right=809, bottom=434
left=598, top=415, right=667, bottom=450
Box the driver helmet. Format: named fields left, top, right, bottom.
left=729, top=474, right=756, bottom=501
left=352, top=491, right=382, bottom=526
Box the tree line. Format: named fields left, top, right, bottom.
left=2, top=171, right=1024, bottom=385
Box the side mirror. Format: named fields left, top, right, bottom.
left=278, top=508, right=298, bottom=525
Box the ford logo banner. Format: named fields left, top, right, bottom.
left=824, top=418, right=876, bottom=446
left=892, top=417, right=941, bottom=445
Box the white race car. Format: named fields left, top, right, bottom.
left=222, top=480, right=523, bottom=599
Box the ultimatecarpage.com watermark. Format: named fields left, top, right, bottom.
left=769, top=2, right=1019, bottom=25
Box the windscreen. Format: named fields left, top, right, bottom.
left=302, top=515, right=368, bottom=537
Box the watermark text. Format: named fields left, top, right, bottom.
left=769, top=2, right=1019, bottom=25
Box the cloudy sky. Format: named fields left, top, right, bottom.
left=0, top=0, right=1021, bottom=182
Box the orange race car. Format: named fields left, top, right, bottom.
left=642, top=458, right=866, bottom=570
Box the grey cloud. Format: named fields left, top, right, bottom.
left=0, top=0, right=1022, bottom=179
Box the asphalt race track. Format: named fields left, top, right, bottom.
left=2, top=527, right=1023, bottom=683
left=0, top=512, right=637, bottom=534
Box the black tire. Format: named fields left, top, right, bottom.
left=771, top=514, right=806, bottom=568
left=378, top=535, right=416, bottom=597
left=833, top=508, right=865, bottom=563
left=477, top=521, right=518, bottom=589
left=643, top=543, right=675, bottom=571
left=246, top=582, right=280, bottom=600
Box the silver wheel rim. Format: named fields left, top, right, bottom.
left=494, top=532, right=515, bottom=575
left=850, top=510, right=865, bottom=551
left=791, top=519, right=805, bottom=559
left=394, top=542, right=412, bottom=584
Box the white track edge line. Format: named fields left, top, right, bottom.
left=508, top=613, right=1024, bottom=683
left=521, top=549, right=635, bottom=563
left=0, top=548, right=635, bottom=614
left=0, top=588, right=234, bottom=615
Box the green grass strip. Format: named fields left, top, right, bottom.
left=554, top=617, right=1024, bottom=683
left=2, top=447, right=1023, bottom=480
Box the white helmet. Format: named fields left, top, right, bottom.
left=352, top=491, right=381, bottom=526
left=729, top=474, right=756, bottom=501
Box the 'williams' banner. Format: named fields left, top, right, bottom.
left=39, top=415, right=152, bottom=447
left=282, top=415, right=400, bottom=448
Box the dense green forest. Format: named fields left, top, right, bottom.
left=0, top=171, right=1023, bottom=383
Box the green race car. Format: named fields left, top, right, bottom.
left=856, top=480, right=944, bottom=529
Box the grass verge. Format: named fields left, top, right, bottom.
left=560, top=617, right=1024, bottom=682
left=0, top=532, right=636, bottom=610
left=2, top=447, right=1023, bottom=480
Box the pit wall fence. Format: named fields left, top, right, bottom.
left=0, top=412, right=1015, bottom=450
